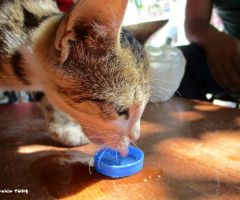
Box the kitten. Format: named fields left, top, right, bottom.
left=0, top=0, right=164, bottom=156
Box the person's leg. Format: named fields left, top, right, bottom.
left=176, top=44, right=208, bottom=100
left=176, top=44, right=231, bottom=101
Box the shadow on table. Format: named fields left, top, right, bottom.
left=138, top=97, right=240, bottom=199
left=30, top=150, right=100, bottom=199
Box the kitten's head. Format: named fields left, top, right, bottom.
left=34, top=0, right=167, bottom=155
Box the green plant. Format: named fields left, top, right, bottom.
left=130, top=0, right=144, bottom=9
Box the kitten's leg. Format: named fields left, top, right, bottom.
left=33, top=92, right=90, bottom=146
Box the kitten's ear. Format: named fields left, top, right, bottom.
left=124, top=20, right=169, bottom=45
left=55, top=0, right=128, bottom=63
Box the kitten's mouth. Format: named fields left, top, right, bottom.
left=116, top=136, right=130, bottom=156
left=117, top=144, right=129, bottom=157
left=95, top=137, right=130, bottom=157
left=82, top=125, right=131, bottom=156
left=87, top=132, right=130, bottom=156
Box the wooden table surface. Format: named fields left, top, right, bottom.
left=1, top=97, right=240, bottom=200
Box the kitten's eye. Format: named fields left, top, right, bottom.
left=116, top=108, right=129, bottom=119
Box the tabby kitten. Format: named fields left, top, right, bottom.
left=0, top=0, right=163, bottom=156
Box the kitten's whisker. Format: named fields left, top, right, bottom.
left=156, top=86, right=174, bottom=95
left=115, top=149, right=119, bottom=164
left=88, top=130, right=117, bottom=139
left=150, top=84, right=176, bottom=99
left=67, top=121, right=104, bottom=131
left=148, top=99, right=160, bottom=107
left=79, top=124, right=106, bottom=131
left=88, top=156, right=94, bottom=175
left=151, top=79, right=178, bottom=86
left=175, top=90, right=182, bottom=97
left=98, top=147, right=109, bottom=169
left=145, top=78, right=177, bottom=86
left=150, top=86, right=173, bottom=102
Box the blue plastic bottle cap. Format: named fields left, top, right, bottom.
left=94, top=146, right=144, bottom=178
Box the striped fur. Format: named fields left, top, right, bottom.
left=0, top=0, right=162, bottom=154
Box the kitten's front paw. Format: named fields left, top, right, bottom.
left=48, top=121, right=90, bottom=146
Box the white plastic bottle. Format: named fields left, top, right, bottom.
left=146, top=40, right=186, bottom=103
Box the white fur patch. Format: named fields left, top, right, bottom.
left=48, top=121, right=90, bottom=146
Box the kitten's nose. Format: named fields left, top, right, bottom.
left=116, top=103, right=144, bottom=143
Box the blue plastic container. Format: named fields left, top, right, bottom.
left=94, top=146, right=144, bottom=178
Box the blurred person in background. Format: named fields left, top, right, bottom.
left=176, top=0, right=240, bottom=101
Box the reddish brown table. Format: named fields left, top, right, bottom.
left=1, top=97, right=240, bottom=200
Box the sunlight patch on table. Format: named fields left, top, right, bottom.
left=18, top=145, right=54, bottom=154
left=170, top=111, right=204, bottom=122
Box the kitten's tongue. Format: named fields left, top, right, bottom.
left=118, top=145, right=129, bottom=157
left=117, top=137, right=130, bottom=157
